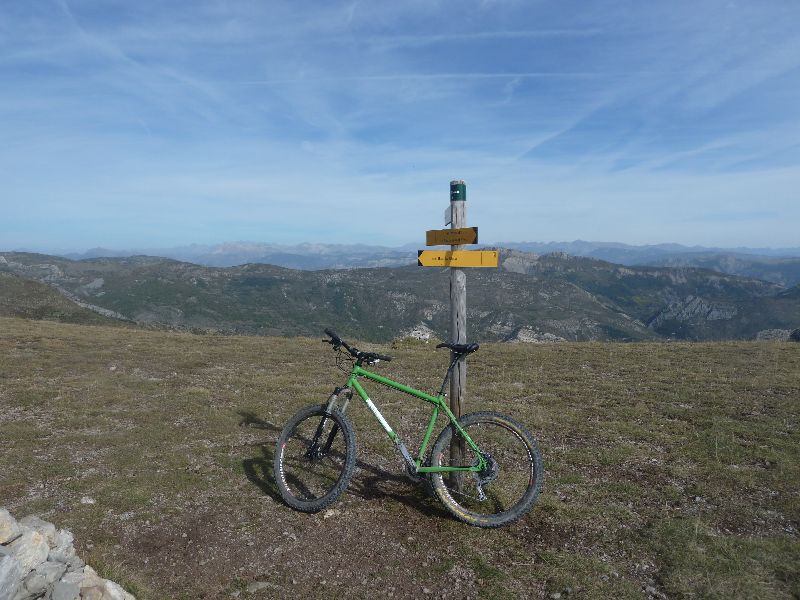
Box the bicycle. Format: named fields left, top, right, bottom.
left=273, top=328, right=543, bottom=528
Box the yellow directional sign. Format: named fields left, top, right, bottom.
left=426, top=227, right=478, bottom=246
left=417, top=250, right=498, bottom=268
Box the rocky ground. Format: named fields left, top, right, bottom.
left=1, top=317, right=798, bottom=599
left=0, top=509, right=134, bottom=600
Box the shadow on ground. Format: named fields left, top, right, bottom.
left=238, top=409, right=448, bottom=520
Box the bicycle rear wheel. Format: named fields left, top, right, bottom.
left=273, top=404, right=356, bottom=513
left=430, top=411, right=543, bottom=528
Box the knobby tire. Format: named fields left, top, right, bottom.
left=430, top=411, right=543, bottom=528
left=273, top=404, right=356, bottom=513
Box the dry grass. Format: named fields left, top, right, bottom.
left=1, top=317, right=798, bottom=599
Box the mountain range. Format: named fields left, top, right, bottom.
left=50, top=241, right=800, bottom=287
left=1, top=249, right=797, bottom=343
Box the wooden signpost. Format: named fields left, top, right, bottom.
left=425, top=226, right=479, bottom=247
left=418, top=180, right=497, bottom=484
left=417, top=249, right=497, bottom=267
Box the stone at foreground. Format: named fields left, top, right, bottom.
left=0, top=509, right=136, bottom=600
left=0, top=548, right=23, bottom=600
left=0, top=510, right=21, bottom=545
left=50, top=579, right=80, bottom=600
left=17, top=560, right=69, bottom=599
left=77, top=567, right=135, bottom=600
left=6, top=530, right=49, bottom=573
left=18, top=516, right=57, bottom=546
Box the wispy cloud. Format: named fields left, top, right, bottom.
left=1, top=0, right=799, bottom=251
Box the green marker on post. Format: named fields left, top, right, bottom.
left=450, top=180, right=466, bottom=202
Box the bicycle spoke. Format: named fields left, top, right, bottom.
left=275, top=405, right=356, bottom=510
left=430, top=412, right=542, bottom=527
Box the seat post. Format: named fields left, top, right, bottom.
left=438, top=354, right=462, bottom=397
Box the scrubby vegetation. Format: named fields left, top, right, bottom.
left=1, top=317, right=798, bottom=599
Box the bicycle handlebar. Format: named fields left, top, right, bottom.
left=324, top=328, right=348, bottom=350
left=323, top=328, right=392, bottom=363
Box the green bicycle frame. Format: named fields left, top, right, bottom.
left=338, top=363, right=487, bottom=474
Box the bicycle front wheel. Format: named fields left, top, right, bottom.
left=273, top=404, right=356, bottom=513
left=430, top=411, right=543, bottom=528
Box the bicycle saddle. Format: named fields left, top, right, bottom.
left=436, top=342, right=479, bottom=355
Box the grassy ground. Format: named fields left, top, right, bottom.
left=0, top=316, right=798, bottom=599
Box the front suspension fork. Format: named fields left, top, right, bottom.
left=325, top=386, right=353, bottom=415
left=308, top=387, right=353, bottom=459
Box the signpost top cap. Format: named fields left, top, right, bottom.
left=450, top=180, right=466, bottom=201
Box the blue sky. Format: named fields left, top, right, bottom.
left=1, top=0, right=799, bottom=251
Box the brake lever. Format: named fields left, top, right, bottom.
left=323, top=339, right=342, bottom=352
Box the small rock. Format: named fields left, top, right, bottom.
left=34, top=560, right=68, bottom=586
left=245, top=581, right=274, bottom=593
left=81, top=565, right=103, bottom=588
left=81, top=586, right=106, bottom=600
left=0, top=549, right=24, bottom=600
left=51, top=580, right=81, bottom=600
left=322, top=509, right=340, bottom=520
left=7, top=530, right=49, bottom=573
left=550, top=593, right=561, bottom=600
left=19, top=515, right=57, bottom=546
left=49, top=545, right=75, bottom=563
left=23, top=568, right=49, bottom=597
left=64, top=555, right=86, bottom=572
left=0, top=509, right=22, bottom=544
left=52, top=528, right=75, bottom=553
left=60, top=569, right=86, bottom=586
left=80, top=497, right=96, bottom=505
left=100, top=579, right=136, bottom=600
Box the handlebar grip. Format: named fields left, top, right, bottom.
left=374, top=353, right=392, bottom=362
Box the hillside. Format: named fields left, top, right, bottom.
left=640, top=253, right=800, bottom=288
left=1, top=250, right=797, bottom=342
left=1, top=317, right=798, bottom=599
left=0, top=271, right=124, bottom=326
left=503, top=240, right=800, bottom=264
